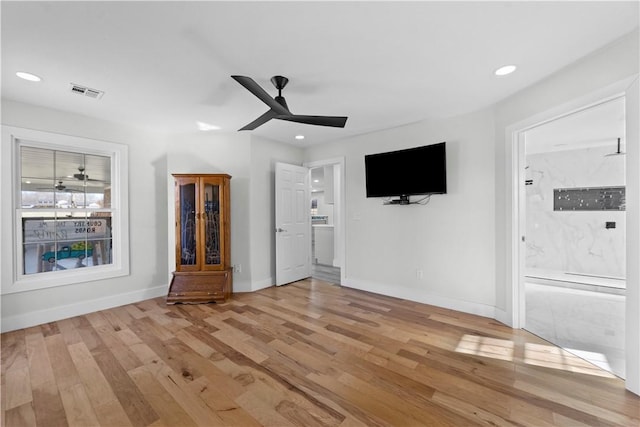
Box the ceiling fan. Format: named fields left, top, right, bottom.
left=37, top=181, right=82, bottom=192
left=73, top=166, right=102, bottom=182
left=232, top=75, right=348, bottom=131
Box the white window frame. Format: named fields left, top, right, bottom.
left=1, top=126, right=129, bottom=294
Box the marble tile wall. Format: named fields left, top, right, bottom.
left=525, top=145, right=626, bottom=279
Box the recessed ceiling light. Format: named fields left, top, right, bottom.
left=313, top=179, right=320, bottom=183
left=16, top=71, right=42, bottom=82
left=196, top=121, right=220, bottom=131
left=295, top=135, right=305, bottom=140
left=494, top=65, right=517, bottom=76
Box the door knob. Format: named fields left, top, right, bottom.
left=276, top=227, right=287, bottom=233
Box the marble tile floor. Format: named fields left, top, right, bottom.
left=527, top=267, right=626, bottom=290
left=525, top=282, right=625, bottom=378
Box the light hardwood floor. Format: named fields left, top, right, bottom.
left=2, top=279, right=639, bottom=426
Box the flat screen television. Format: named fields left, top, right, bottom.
left=365, top=142, right=447, bottom=202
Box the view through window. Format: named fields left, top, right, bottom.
left=20, top=146, right=113, bottom=274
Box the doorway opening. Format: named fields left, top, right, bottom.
left=520, top=96, right=626, bottom=378
left=305, top=158, right=345, bottom=285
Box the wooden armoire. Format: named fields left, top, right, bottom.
left=166, top=174, right=232, bottom=304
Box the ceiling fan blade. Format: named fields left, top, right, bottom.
left=40, top=187, right=83, bottom=193
left=232, top=75, right=290, bottom=116
left=277, top=115, right=348, bottom=128
left=239, top=110, right=278, bottom=131
left=73, top=173, right=105, bottom=182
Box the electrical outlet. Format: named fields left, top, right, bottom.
left=233, top=264, right=241, bottom=273
left=416, top=269, right=423, bottom=279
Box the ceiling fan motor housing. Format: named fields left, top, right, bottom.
left=275, top=96, right=289, bottom=111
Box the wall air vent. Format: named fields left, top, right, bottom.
left=69, top=83, right=104, bottom=99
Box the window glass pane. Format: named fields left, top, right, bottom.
left=23, top=211, right=56, bottom=274
left=91, top=187, right=110, bottom=209
left=21, top=146, right=54, bottom=208
left=82, top=153, right=111, bottom=208
left=54, top=181, right=83, bottom=208
left=22, top=213, right=113, bottom=274
left=91, top=238, right=113, bottom=265
left=20, top=145, right=114, bottom=276
left=21, top=146, right=54, bottom=180
left=54, top=151, right=84, bottom=209
left=84, top=154, right=111, bottom=185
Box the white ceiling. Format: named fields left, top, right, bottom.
left=2, top=1, right=638, bottom=146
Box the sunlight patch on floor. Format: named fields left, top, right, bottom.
left=454, top=335, right=616, bottom=378
left=454, top=334, right=514, bottom=361
left=524, top=342, right=615, bottom=378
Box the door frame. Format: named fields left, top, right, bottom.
left=511, top=94, right=628, bottom=329
left=304, top=157, right=346, bottom=285
left=506, top=76, right=640, bottom=394
left=508, top=88, right=628, bottom=328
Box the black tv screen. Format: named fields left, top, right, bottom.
left=365, top=142, right=447, bottom=198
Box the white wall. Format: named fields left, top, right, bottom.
left=249, top=136, right=303, bottom=290
left=305, top=108, right=497, bottom=317
left=1, top=99, right=170, bottom=331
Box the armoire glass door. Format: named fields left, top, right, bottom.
left=202, top=180, right=221, bottom=268
left=178, top=179, right=197, bottom=269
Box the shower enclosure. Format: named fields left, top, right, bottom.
left=523, top=96, right=627, bottom=378
left=525, top=144, right=626, bottom=289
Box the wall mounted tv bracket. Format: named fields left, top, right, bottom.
left=385, top=195, right=411, bottom=205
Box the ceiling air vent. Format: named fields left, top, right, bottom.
left=69, top=83, right=104, bottom=99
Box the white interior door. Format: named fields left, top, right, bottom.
left=275, top=162, right=310, bottom=286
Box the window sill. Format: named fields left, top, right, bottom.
left=2, top=263, right=130, bottom=295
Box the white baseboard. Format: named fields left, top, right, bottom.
left=231, top=277, right=274, bottom=293
left=1, top=278, right=507, bottom=333
left=493, top=307, right=513, bottom=327
left=1, top=284, right=167, bottom=333
left=343, top=278, right=497, bottom=320
left=251, top=277, right=274, bottom=292
left=232, top=279, right=252, bottom=293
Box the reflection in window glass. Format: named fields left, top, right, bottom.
left=20, top=146, right=113, bottom=274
